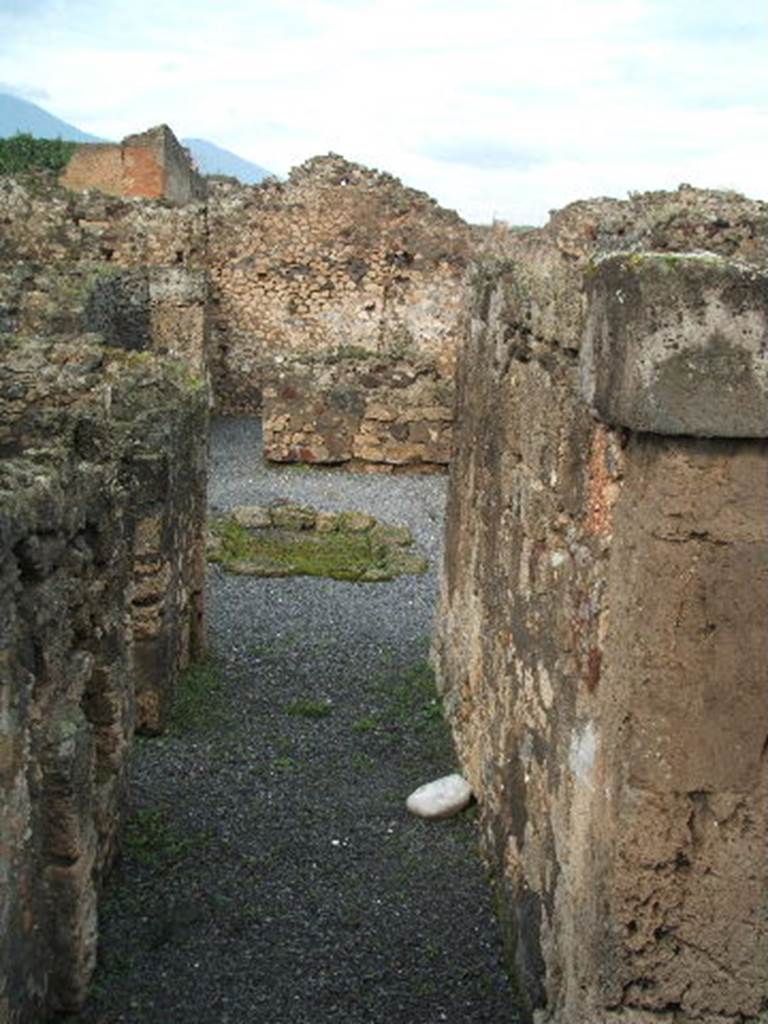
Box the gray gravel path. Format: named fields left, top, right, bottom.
left=71, top=417, right=519, bottom=1024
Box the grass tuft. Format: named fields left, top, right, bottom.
left=373, top=660, right=453, bottom=761
left=284, top=698, right=333, bottom=719
left=122, top=807, right=210, bottom=868
left=169, top=652, right=225, bottom=733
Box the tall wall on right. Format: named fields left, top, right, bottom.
left=433, top=187, right=768, bottom=1024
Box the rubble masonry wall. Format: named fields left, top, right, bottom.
left=1, top=156, right=472, bottom=470
left=0, top=338, right=207, bottom=1023
left=206, top=155, right=471, bottom=468
left=0, top=174, right=209, bottom=375
left=433, top=187, right=768, bottom=1023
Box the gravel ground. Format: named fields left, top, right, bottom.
left=70, top=417, right=520, bottom=1024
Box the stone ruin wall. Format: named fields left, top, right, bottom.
left=433, top=187, right=768, bottom=1023
left=206, top=155, right=471, bottom=470
left=3, top=148, right=473, bottom=472
left=261, top=355, right=453, bottom=473
left=0, top=173, right=209, bottom=375
left=4, top=141, right=768, bottom=1024
left=0, top=337, right=207, bottom=1023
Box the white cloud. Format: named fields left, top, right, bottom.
left=0, top=81, right=50, bottom=100
left=1, top=0, right=765, bottom=223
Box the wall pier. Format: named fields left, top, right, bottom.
left=435, top=247, right=768, bottom=1022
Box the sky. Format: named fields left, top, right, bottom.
left=0, top=0, right=765, bottom=225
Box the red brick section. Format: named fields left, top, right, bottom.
left=60, top=142, right=165, bottom=199
left=58, top=125, right=204, bottom=203
left=122, top=145, right=165, bottom=199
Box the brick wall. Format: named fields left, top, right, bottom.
left=59, top=125, right=206, bottom=204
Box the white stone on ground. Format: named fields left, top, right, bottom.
left=406, top=774, right=473, bottom=819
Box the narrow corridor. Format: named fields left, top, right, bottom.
left=72, top=418, right=518, bottom=1024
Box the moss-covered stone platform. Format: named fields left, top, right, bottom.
left=208, top=504, right=428, bottom=581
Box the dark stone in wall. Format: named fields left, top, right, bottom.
left=85, top=269, right=151, bottom=350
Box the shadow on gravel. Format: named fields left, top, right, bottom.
left=66, top=418, right=520, bottom=1024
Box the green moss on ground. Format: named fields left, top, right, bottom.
left=168, top=653, right=225, bottom=734
left=208, top=509, right=428, bottom=581
left=367, top=659, right=451, bottom=761
left=122, top=807, right=209, bottom=868
left=284, top=698, right=333, bottom=719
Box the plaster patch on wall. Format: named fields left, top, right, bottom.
left=568, top=721, right=597, bottom=786
left=538, top=665, right=554, bottom=710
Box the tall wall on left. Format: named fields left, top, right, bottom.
left=0, top=337, right=208, bottom=1023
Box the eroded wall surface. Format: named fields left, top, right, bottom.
left=0, top=174, right=209, bottom=376
left=0, top=173, right=207, bottom=269
left=262, top=354, right=452, bottom=471
left=433, top=188, right=768, bottom=1023
left=0, top=339, right=207, bottom=1023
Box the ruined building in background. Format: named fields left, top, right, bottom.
left=0, top=150, right=210, bottom=373
left=59, top=124, right=207, bottom=204
left=206, top=155, right=470, bottom=470
left=433, top=186, right=768, bottom=1023
left=40, top=128, right=473, bottom=472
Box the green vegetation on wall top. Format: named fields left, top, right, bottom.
left=0, top=133, right=77, bottom=175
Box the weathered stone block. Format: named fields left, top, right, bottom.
left=583, top=253, right=768, bottom=436
left=336, top=510, right=375, bottom=532
left=231, top=505, right=271, bottom=529
left=270, top=504, right=316, bottom=530
left=262, top=358, right=453, bottom=469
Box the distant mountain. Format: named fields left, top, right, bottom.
left=182, top=137, right=271, bottom=183
left=0, top=92, right=104, bottom=142
left=0, top=92, right=273, bottom=184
